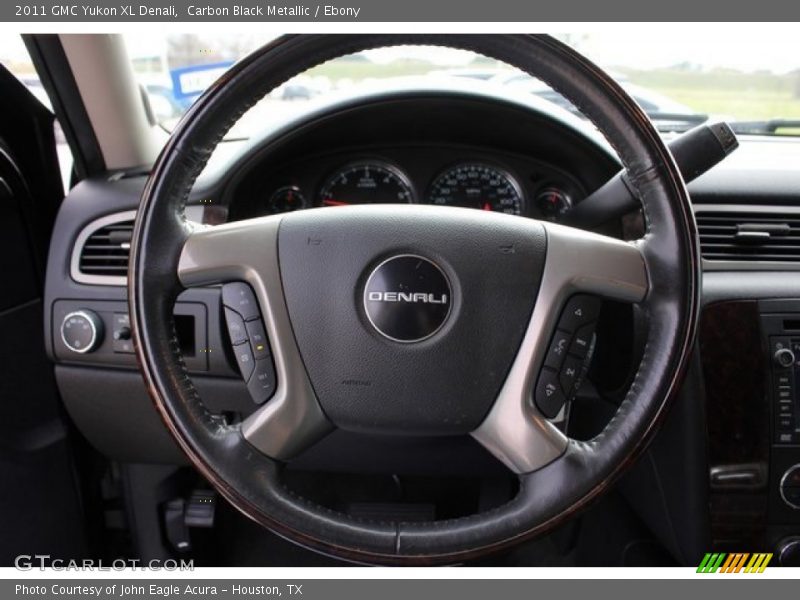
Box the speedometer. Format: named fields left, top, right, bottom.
left=319, top=162, right=414, bottom=207
left=427, top=164, right=523, bottom=215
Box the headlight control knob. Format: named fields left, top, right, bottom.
left=61, top=310, right=104, bottom=354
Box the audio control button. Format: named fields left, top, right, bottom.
left=569, top=324, right=595, bottom=359
left=535, top=368, right=566, bottom=419
left=222, top=282, right=260, bottom=321
left=247, top=359, right=277, bottom=404
left=543, top=330, right=571, bottom=369
left=559, top=295, right=601, bottom=332
left=224, top=308, right=248, bottom=346
left=245, top=319, right=270, bottom=360
left=774, top=347, right=796, bottom=369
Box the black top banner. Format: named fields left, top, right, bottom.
left=4, top=0, right=800, bottom=21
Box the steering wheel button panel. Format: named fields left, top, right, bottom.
left=220, top=283, right=277, bottom=404
left=533, top=295, right=600, bottom=421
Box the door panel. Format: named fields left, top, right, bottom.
left=0, top=64, right=87, bottom=564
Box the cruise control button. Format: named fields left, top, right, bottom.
left=559, top=295, right=601, bottom=332
left=222, top=282, right=260, bottom=321
left=245, top=319, right=270, bottom=360
left=535, top=368, right=566, bottom=419
left=233, top=342, right=255, bottom=381
left=569, top=324, right=595, bottom=359
left=544, top=330, right=571, bottom=369
left=247, top=359, right=277, bottom=404
left=560, top=355, right=583, bottom=396
left=224, top=308, right=248, bottom=346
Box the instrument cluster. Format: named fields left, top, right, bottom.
left=254, top=156, right=583, bottom=222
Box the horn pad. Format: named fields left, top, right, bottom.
left=277, top=205, right=546, bottom=435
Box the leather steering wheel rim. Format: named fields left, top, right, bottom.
left=129, top=34, right=700, bottom=565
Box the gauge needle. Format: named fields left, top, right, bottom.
left=323, top=199, right=349, bottom=206
left=482, top=202, right=492, bottom=211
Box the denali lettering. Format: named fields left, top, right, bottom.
left=367, top=292, right=448, bottom=304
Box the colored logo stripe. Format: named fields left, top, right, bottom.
left=697, top=552, right=773, bottom=573
left=744, top=553, right=773, bottom=573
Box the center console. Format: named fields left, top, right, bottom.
left=701, top=298, right=800, bottom=565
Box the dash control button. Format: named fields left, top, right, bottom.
left=222, top=282, right=260, bottom=322
left=112, top=313, right=134, bottom=354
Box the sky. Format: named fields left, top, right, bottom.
left=1, top=30, right=798, bottom=74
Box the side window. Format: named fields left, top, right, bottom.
left=0, top=34, right=74, bottom=191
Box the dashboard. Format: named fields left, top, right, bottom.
left=41, top=84, right=800, bottom=558
left=217, top=87, right=620, bottom=227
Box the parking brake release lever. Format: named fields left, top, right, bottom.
left=564, top=121, right=739, bottom=229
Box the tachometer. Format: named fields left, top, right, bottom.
left=319, top=162, right=414, bottom=206
left=427, top=163, right=523, bottom=215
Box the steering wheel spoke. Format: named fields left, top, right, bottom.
left=178, top=216, right=332, bottom=460
left=472, top=222, right=648, bottom=474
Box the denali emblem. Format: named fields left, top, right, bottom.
left=363, top=255, right=452, bottom=343
left=367, top=291, right=448, bottom=304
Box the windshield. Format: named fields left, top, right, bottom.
left=127, top=32, right=798, bottom=137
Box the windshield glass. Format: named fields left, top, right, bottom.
left=126, top=32, right=800, bottom=136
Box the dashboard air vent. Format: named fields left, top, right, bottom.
left=697, top=210, right=800, bottom=263
left=78, top=219, right=134, bottom=277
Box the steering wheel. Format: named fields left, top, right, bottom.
left=129, top=34, right=699, bottom=564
